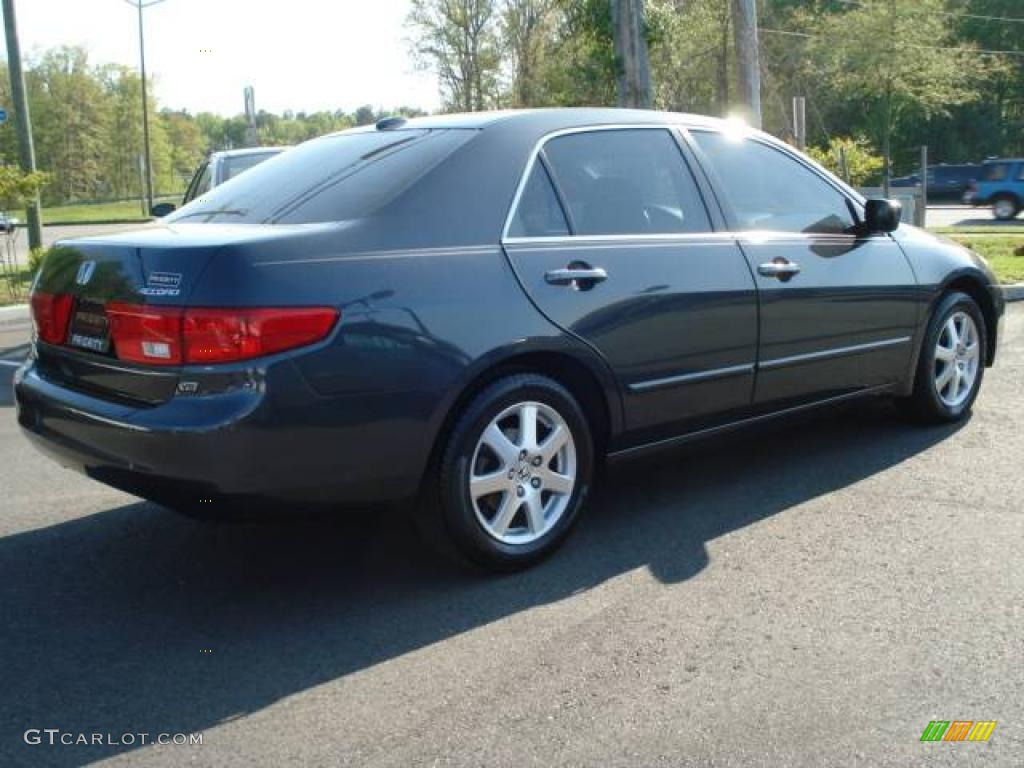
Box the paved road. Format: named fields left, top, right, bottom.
left=1, top=308, right=1022, bottom=767
left=926, top=205, right=1024, bottom=230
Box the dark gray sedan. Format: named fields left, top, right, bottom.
left=16, top=109, right=1005, bottom=570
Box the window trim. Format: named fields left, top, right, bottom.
left=684, top=128, right=869, bottom=238
left=501, top=124, right=716, bottom=243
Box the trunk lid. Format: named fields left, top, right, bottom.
left=32, top=224, right=224, bottom=404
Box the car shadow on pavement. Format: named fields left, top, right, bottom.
left=0, top=400, right=963, bottom=766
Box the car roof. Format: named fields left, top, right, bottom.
left=983, top=157, right=1024, bottom=164
left=360, top=108, right=731, bottom=133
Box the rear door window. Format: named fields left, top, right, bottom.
left=507, top=162, right=570, bottom=237
left=539, top=129, right=711, bottom=236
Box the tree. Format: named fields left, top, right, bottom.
left=805, top=0, right=988, bottom=188
left=161, top=110, right=205, bottom=191
left=0, top=164, right=48, bottom=211
left=806, top=136, right=884, bottom=186
left=647, top=0, right=732, bottom=115
left=501, top=0, right=557, bottom=107
left=27, top=47, right=110, bottom=203
left=407, top=0, right=503, bottom=111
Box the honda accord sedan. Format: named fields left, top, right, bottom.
left=15, top=109, right=1005, bottom=570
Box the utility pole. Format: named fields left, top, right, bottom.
left=732, top=0, right=762, bottom=129
left=792, top=96, right=806, bottom=150
left=611, top=0, right=652, bottom=109
left=125, top=0, right=165, bottom=215
left=882, top=0, right=895, bottom=197
left=244, top=86, right=257, bottom=147
left=2, top=0, right=42, bottom=250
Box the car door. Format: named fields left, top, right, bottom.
left=688, top=129, right=918, bottom=407
left=502, top=126, right=758, bottom=440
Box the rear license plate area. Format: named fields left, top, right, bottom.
left=67, top=300, right=111, bottom=354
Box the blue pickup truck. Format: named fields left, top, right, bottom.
left=964, top=158, right=1024, bottom=220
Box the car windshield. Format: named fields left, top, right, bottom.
left=167, top=128, right=473, bottom=225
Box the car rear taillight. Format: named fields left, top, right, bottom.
left=30, top=291, right=74, bottom=344
left=105, top=304, right=338, bottom=365
left=107, top=303, right=185, bottom=365
left=182, top=307, right=339, bottom=363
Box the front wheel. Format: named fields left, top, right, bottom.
left=420, top=374, right=594, bottom=571
left=901, top=291, right=986, bottom=423
left=992, top=195, right=1020, bottom=221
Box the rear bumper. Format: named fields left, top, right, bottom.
left=14, top=358, right=426, bottom=511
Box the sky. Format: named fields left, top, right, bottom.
left=0, top=0, right=442, bottom=116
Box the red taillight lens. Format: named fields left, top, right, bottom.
left=30, top=291, right=74, bottom=344
left=183, top=307, right=338, bottom=363
left=107, top=303, right=185, bottom=365
left=105, top=304, right=338, bottom=365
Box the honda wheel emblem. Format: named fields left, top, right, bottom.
left=75, top=260, right=97, bottom=286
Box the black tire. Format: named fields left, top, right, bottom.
left=901, top=291, right=986, bottom=424
left=991, top=194, right=1020, bottom=221
left=418, top=373, right=594, bottom=572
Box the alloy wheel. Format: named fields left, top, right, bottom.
left=468, top=401, right=577, bottom=545
left=933, top=310, right=980, bottom=408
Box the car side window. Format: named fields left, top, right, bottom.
left=1017, top=164, right=1024, bottom=181
left=539, top=129, right=711, bottom=236
left=692, top=131, right=857, bottom=235
left=983, top=164, right=1008, bottom=182
left=508, top=161, right=570, bottom=237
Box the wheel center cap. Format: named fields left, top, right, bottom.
left=517, top=461, right=531, bottom=480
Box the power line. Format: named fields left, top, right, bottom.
left=760, top=26, right=1024, bottom=57
left=835, top=0, right=1024, bottom=25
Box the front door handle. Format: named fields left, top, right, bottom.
left=545, top=266, right=608, bottom=288
left=757, top=259, right=801, bottom=281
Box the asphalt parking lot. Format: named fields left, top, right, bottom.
left=1, top=306, right=1022, bottom=767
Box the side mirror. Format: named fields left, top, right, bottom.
left=150, top=202, right=176, bottom=218
left=864, top=198, right=901, bottom=233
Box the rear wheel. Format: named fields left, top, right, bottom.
left=419, top=374, right=594, bottom=571
left=901, top=291, right=986, bottom=423
left=992, top=195, right=1020, bottom=221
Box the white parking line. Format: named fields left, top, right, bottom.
left=0, top=360, right=22, bottom=368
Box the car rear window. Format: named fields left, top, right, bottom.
left=167, top=129, right=474, bottom=225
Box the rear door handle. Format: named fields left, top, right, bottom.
left=757, top=260, right=801, bottom=280
left=544, top=267, right=608, bottom=287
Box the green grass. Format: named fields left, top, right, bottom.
left=930, top=225, right=1024, bottom=235
left=13, top=195, right=182, bottom=225
left=946, top=234, right=1024, bottom=284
